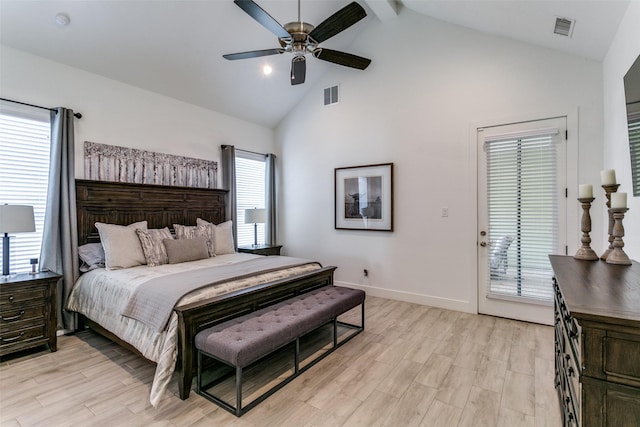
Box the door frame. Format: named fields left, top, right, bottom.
left=467, top=108, right=579, bottom=325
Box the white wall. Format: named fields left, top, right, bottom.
left=603, top=2, right=640, bottom=260
left=276, top=9, right=604, bottom=312
left=0, top=46, right=275, bottom=181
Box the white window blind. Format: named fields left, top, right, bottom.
left=485, top=128, right=560, bottom=302
left=0, top=102, right=51, bottom=273
left=628, top=111, right=640, bottom=196
left=235, top=151, right=266, bottom=246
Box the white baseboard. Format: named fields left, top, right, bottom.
left=335, top=281, right=477, bottom=314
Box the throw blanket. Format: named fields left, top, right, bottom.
left=121, top=256, right=316, bottom=331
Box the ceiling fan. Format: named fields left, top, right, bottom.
left=223, top=0, right=371, bottom=85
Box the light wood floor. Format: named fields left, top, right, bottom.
left=0, top=296, right=561, bottom=427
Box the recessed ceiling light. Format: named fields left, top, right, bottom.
left=263, top=65, right=273, bottom=75
left=55, top=13, right=70, bottom=27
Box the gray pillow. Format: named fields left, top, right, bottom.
left=136, top=228, right=173, bottom=267
left=163, top=238, right=209, bottom=264
left=173, top=224, right=215, bottom=257
left=95, top=221, right=148, bottom=270
left=78, top=243, right=105, bottom=272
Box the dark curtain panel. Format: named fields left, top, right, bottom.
left=40, top=108, right=79, bottom=331
left=221, top=145, right=237, bottom=247
left=265, top=153, right=277, bottom=246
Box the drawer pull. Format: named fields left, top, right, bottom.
left=8, top=295, right=14, bottom=302
left=0, top=310, right=25, bottom=321
left=1, top=332, right=25, bottom=343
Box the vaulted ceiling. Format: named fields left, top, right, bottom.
left=0, top=1, right=630, bottom=128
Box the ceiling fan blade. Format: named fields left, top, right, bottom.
left=223, top=48, right=285, bottom=60
left=313, top=48, right=371, bottom=70
left=233, top=0, right=291, bottom=40
left=308, top=2, right=367, bottom=44
left=291, top=56, right=306, bottom=85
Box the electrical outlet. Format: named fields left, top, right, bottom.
left=442, top=207, right=449, bottom=217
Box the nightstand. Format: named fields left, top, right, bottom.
left=237, top=244, right=282, bottom=256
left=0, top=271, right=61, bottom=357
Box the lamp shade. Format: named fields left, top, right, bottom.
left=244, top=208, right=266, bottom=224
left=0, top=205, right=36, bottom=233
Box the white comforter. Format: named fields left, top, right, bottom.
left=66, top=253, right=321, bottom=406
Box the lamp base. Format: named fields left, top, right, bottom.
left=253, top=223, right=259, bottom=247
left=2, top=233, right=10, bottom=276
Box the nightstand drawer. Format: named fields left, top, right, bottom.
left=0, top=287, right=48, bottom=305
left=0, top=323, right=48, bottom=353
left=1, top=304, right=46, bottom=329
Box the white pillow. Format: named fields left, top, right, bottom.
left=95, top=221, right=148, bottom=270
left=196, top=218, right=235, bottom=255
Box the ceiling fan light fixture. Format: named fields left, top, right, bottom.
left=224, top=0, right=370, bottom=85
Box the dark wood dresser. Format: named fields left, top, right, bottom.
left=0, top=271, right=60, bottom=357
left=550, top=255, right=640, bottom=427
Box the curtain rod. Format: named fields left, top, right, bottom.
left=0, top=97, right=82, bottom=119
left=236, top=147, right=267, bottom=157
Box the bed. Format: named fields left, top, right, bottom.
left=68, top=179, right=336, bottom=406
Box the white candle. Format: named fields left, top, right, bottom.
left=578, top=184, right=593, bottom=199
left=600, top=169, right=617, bottom=185
left=611, top=192, right=627, bottom=209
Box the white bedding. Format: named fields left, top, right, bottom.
left=66, top=253, right=321, bottom=406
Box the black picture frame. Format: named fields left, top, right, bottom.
left=334, top=163, right=393, bottom=231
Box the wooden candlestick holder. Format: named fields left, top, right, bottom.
left=574, top=197, right=598, bottom=261
left=606, top=208, right=631, bottom=265
left=600, top=184, right=620, bottom=260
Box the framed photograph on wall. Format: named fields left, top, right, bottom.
left=335, top=163, right=393, bottom=231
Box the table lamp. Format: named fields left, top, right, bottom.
left=0, top=204, right=36, bottom=276
left=244, top=208, right=266, bottom=247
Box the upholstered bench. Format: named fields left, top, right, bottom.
left=195, top=285, right=365, bottom=416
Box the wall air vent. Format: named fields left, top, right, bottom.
left=324, top=85, right=339, bottom=106
left=554, top=16, right=575, bottom=37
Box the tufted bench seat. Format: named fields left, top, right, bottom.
left=195, top=285, right=365, bottom=416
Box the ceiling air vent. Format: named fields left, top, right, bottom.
left=324, top=85, right=339, bottom=106
left=554, top=16, right=575, bottom=37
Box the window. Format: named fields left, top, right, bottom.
left=235, top=151, right=266, bottom=246
left=0, top=102, right=51, bottom=273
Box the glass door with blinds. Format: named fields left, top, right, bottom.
left=477, top=117, right=567, bottom=325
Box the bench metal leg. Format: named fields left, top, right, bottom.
left=236, top=366, right=242, bottom=417
left=295, top=338, right=300, bottom=374
left=197, top=350, right=202, bottom=394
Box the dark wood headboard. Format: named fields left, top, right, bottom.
left=76, top=179, right=228, bottom=245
